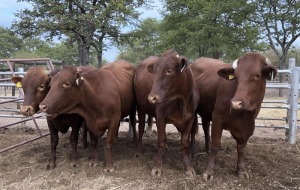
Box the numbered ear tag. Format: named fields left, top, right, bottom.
left=16, top=81, right=22, bottom=88
left=228, top=74, right=235, bottom=80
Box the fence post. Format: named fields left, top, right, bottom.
left=288, top=58, right=298, bottom=144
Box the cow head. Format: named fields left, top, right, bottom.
left=11, top=67, right=51, bottom=116
left=148, top=49, right=189, bottom=104
left=39, top=66, right=83, bottom=115
left=217, top=52, right=277, bottom=111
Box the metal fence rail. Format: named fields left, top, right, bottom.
left=257, top=58, right=299, bottom=144
left=0, top=58, right=53, bottom=153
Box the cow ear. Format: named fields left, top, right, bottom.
left=263, top=65, right=277, bottom=80
left=75, top=70, right=84, bottom=86
left=11, top=76, right=23, bottom=84
left=218, top=67, right=235, bottom=80
left=177, top=55, right=189, bottom=72
left=11, top=76, right=23, bottom=88
left=147, top=62, right=155, bottom=73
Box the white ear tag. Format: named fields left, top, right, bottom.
left=180, top=65, right=186, bottom=72
left=271, top=72, right=274, bottom=80
left=76, top=77, right=84, bottom=85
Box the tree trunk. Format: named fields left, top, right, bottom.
left=78, top=42, right=91, bottom=66
left=278, top=57, right=287, bottom=97
left=97, top=48, right=103, bottom=68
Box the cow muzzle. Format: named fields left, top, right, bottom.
left=231, top=99, right=243, bottom=110
left=39, top=104, right=48, bottom=113
left=20, top=105, right=35, bottom=116
left=148, top=94, right=161, bottom=104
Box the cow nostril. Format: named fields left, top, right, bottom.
left=231, top=99, right=243, bottom=109
left=20, top=106, right=34, bottom=116
left=39, top=104, right=48, bottom=112
left=148, top=95, right=158, bottom=104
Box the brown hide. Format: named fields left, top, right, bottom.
left=134, top=56, right=158, bottom=152
left=11, top=66, right=96, bottom=169
left=11, top=67, right=51, bottom=116
left=191, top=52, right=277, bottom=180
left=39, top=60, right=136, bottom=172
left=101, top=60, right=136, bottom=118
left=146, top=49, right=200, bottom=177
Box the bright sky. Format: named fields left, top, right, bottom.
left=0, top=0, right=162, bottom=62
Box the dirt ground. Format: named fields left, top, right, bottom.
left=0, top=89, right=300, bottom=190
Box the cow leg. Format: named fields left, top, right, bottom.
left=129, top=109, right=137, bottom=143
left=203, top=120, right=223, bottom=181
left=46, top=120, right=59, bottom=170
left=151, top=120, right=167, bottom=177
left=89, top=132, right=99, bottom=167
left=69, top=125, right=80, bottom=167
left=190, top=115, right=198, bottom=158
left=137, top=111, right=146, bottom=154
left=104, top=120, right=120, bottom=172
left=201, top=117, right=211, bottom=154
left=81, top=121, right=88, bottom=149
left=182, top=117, right=196, bottom=177
left=145, top=115, right=153, bottom=136
left=236, top=140, right=250, bottom=179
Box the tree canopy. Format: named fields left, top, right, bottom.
left=0, top=26, right=23, bottom=58
left=159, top=0, right=262, bottom=60
left=13, top=0, right=151, bottom=67
left=118, top=18, right=162, bottom=64
left=252, top=0, right=300, bottom=69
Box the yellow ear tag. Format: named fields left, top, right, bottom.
left=16, top=81, right=22, bottom=88
left=228, top=74, right=235, bottom=80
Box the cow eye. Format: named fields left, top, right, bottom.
left=63, top=82, right=71, bottom=88
left=166, top=68, right=173, bottom=75
left=254, top=74, right=261, bottom=80
left=38, top=84, right=45, bottom=91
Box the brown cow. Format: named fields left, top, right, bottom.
left=191, top=52, right=277, bottom=180
left=11, top=66, right=95, bottom=169
left=135, top=56, right=209, bottom=154
left=134, top=56, right=158, bottom=152
left=146, top=49, right=200, bottom=177
left=39, top=60, right=136, bottom=172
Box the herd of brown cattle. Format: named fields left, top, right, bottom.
left=11, top=49, right=277, bottom=181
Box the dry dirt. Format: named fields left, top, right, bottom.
left=0, top=89, right=300, bottom=190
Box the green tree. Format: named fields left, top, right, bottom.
left=252, top=0, right=300, bottom=96
left=0, top=26, right=23, bottom=58
left=118, top=18, right=162, bottom=64
left=253, top=0, right=300, bottom=69
left=13, top=0, right=151, bottom=67
left=14, top=38, right=85, bottom=65
left=160, top=0, right=261, bottom=60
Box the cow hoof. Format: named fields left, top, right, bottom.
left=151, top=167, right=162, bottom=177
left=104, top=167, right=114, bottom=172
left=238, top=172, right=250, bottom=179
left=70, top=161, right=79, bottom=168
left=45, top=163, right=56, bottom=170
left=89, top=162, right=98, bottom=167
left=203, top=173, right=213, bottom=181
left=185, top=169, right=196, bottom=177
left=81, top=143, right=89, bottom=149
left=134, top=152, right=141, bottom=158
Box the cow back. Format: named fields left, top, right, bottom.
left=101, top=60, right=136, bottom=117
left=191, top=57, right=236, bottom=118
